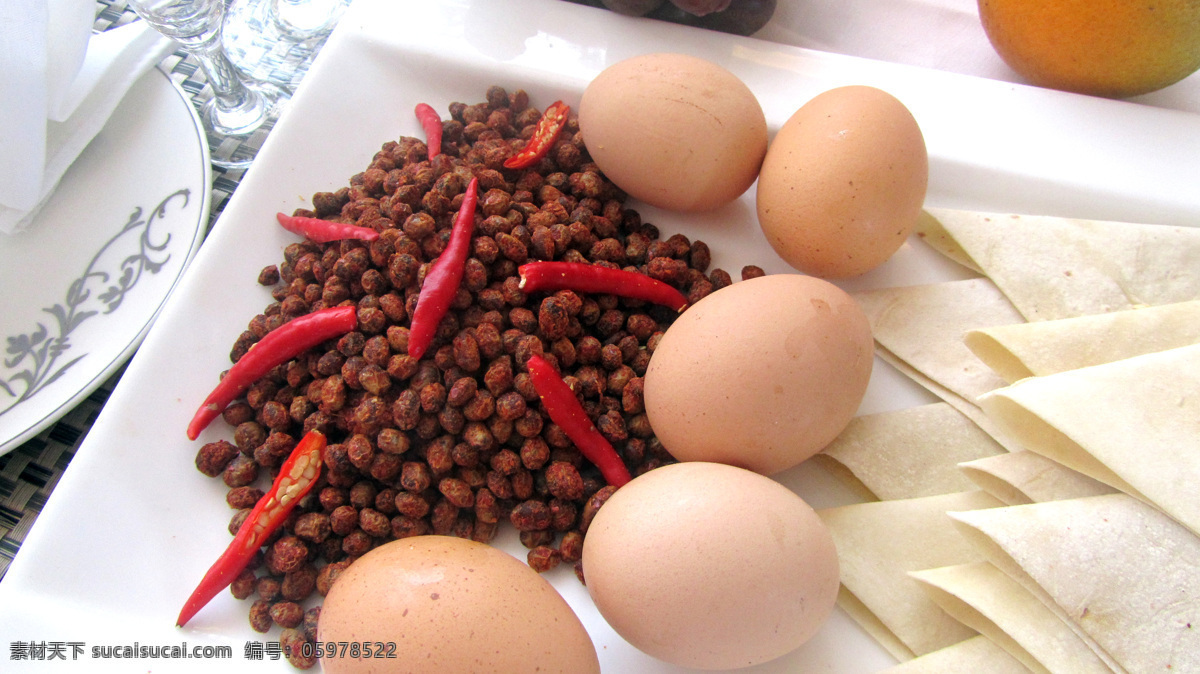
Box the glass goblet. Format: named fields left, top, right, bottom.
left=222, top=0, right=350, bottom=92
left=126, top=0, right=291, bottom=170
left=270, top=0, right=350, bottom=39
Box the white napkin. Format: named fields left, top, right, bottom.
left=0, top=0, right=175, bottom=235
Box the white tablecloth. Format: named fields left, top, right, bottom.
left=755, top=0, right=1200, bottom=115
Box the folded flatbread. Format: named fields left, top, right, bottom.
left=910, top=562, right=1113, bottom=674
left=870, top=347, right=1025, bottom=453
left=916, top=206, right=1200, bottom=319
left=966, top=299, right=1200, bottom=383
left=835, top=586, right=914, bottom=661
left=951, top=494, right=1200, bottom=674
left=919, top=208, right=1200, bottom=321
left=854, top=278, right=1022, bottom=406
left=979, top=343, right=1200, bottom=538
left=817, top=402, right=1005, bottom=500
left=879, top=635, right=1030, bottom=674
left=818, top=491, right=1002, bottom=658
left=853, top=278, right=1027, bottom=451
left=958, top=450, right=1116, bottom=506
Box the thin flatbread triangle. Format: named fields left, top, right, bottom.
left=919, top=208, right=1200, bottom=321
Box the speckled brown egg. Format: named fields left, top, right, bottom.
left=579, top=52, right=767, bottom=212
left=582, top=461, right=840, bottom=669
left=644, top=273, right=874, bottom=474
left=317, top=536, right=600, bottom=674
left=756, top=85, right=928, bottom=278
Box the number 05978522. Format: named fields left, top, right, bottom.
left=298, top=641, right=398, bottom=659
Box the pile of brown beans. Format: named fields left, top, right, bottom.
left=192, top=86, right=754, bottom=668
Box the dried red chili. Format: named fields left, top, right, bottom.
left=187, top=306, right=358, bottom=440
left=518, top=261, right=689, bottom=311
left=414, top=102, right=443, bottom=159
left=177, top=430, right=326, bottom=627
left=526, top=353, right=632, bottom=488
left=503, top=100, right=570, bottom=169
left=407, top=177, right=479, bottom=360
left=275, top=212, right=380, bottom=244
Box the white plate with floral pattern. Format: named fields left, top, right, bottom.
left=0, top=67, right=211, bottom=456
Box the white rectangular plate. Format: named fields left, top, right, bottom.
left=1, top=0, right=1197, bottom=672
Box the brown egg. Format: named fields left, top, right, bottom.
left=582, top=461, right=840, bottom=669
left=579, top=52, right=767, bottom=212
left=317, top=536, right=600, bottom=674
left=756, top=85, right=928, bottom=278
left=644, top=273, right=874, bottom=474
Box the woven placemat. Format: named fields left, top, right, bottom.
left=0, top=0, right=335, bottom=580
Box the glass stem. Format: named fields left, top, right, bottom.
left=189, top=33, right=269, bottom=134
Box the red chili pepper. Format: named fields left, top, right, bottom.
left=187, top=306, right=358, bottom=440
left=526, top=353, right=632, bottom=488
left=275, top=212, right=380, bottom=244
left=518, top=261, right=689, bottom=312
left=503, top=100, right=570, bottom=169
left=407, top=177, right=479, bottom=360
left=415, top=102, right=443, bottom=160
left=177, top=430, right=326, bottom=627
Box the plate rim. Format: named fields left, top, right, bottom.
left=0, top=65, right=213, bottom=456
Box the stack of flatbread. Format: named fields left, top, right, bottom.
left=814, top=208, right=1200, bottom=673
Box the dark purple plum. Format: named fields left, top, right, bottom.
left=602, top=0, right=665, bottom=16
left=668, top=0, right=732, bottom=16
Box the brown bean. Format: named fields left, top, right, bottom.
left=193, top=88, right=771, bottom=648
